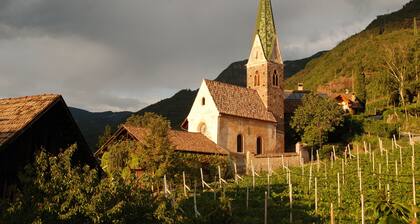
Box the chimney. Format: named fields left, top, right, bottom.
left=297, top=83, right=304, bottom=91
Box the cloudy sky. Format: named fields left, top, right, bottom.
left=0, top=0, right=410, bottom=112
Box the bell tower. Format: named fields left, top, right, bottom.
left=246, top=0, right=284, bottom=131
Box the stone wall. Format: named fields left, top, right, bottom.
left=217, top=115, right=278, bottom=156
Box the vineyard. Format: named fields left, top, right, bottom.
left=164, top=136, right=420, bottom=223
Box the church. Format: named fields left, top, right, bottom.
left=183, top=0, right=303, bottom=170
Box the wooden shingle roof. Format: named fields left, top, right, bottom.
left=0, top=94, right=61, bottom=146
left=98, top=125, right=228, bottom=155
left=204, top=80, right=276, bottom=122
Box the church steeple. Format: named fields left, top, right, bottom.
left=246, top=0, right=284, bottom=131
left=255, top=0, right=276, bottom=60
left=252, top=0, right=282, bottom=63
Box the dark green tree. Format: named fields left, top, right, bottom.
left=355, top=69, right=367, bottom=110
left=291, top=93, right=344, bottom=150
left=96, top=124, right=113, bottom=149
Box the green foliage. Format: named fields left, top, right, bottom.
left=291, top=93, right=344, bottom=148
left=373, top=196, right=411, bottom=223
left=355, top=70, right=367, bottom=106
left=1, top=145, right=156, bottom=224
left=96, top=124, right=113, bottom=149
left=363, top=120, right=399, bottom=138
left=101, top=140, right=133, bottom=177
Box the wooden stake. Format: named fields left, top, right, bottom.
left=369, top=143, right=372, bottom=162
left=412, top=155, right=417, bottom=219
left=317, top=150, right=320, bottom=172
left=333, top=145, right=337, bottom=161
left=164, top=175, right=169, bottom=197
left=264, top=191, right=268, bottom=224
left=386, top=149, right=389, bottom=172
left=315, top=177, right=318, bottom=214
left=183, top=171, right=188, bottom=197
left=363, top=141, right=367, bottom=153
left=309, top=161, right=313, bottom=194
left=387, top=184, right=390, bottom=202
left=372, top=152, right=375, bottom=172
left=395, top=160, right=398, bottom=180
left=267, top=173, right=270, bottom=196
left=267, top=157, right=271, bottom=176
left=379, top=163, right=382, bottom=190
left=361, top=194, right=365, bottom=224
left=289, top=183, right=293, bottom=223
left=337, top=172, right=341, bottom=207
left=330, top=203, right=335, bottom=224
left=200, top=168, right=205, bottom=189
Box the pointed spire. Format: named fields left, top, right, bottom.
left=255, top=0, right=277, bottom=60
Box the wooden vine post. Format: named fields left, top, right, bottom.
left=361, top=194, right=365, bottom=224
left=413, top=155, right=417, bottom=219
left=330, top=203, right=335, bottom=224
left=264, top=191, right=268, bottom=224
left=289, top=182, right=293, bottom=223
left=337, top=172, right=341, bottom=207
left=315, top=177, right=318, bottom=214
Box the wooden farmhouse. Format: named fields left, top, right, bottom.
left=95, top=124, right=229, bottom=157
left=0, top=94, right=96, bottom=198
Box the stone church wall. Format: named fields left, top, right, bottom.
left=217, top=115, right=278, bottom=156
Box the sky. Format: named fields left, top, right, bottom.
left=0, top=0, right=411, bottom=112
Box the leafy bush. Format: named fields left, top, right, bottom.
left=363, top=120, right=399, bottom=138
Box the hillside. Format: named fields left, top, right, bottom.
left=285, top=0, right=420, bottom=111
left=69, top=107, right=132, bottom=148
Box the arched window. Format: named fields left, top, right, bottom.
left=254, top=71, right=259, bottom=86
left=237, top=134, right=243, bottom=153
left=256, top=137, right=262, bottom=155
left=273, top=70, right=279, bottom=86
left=201, top=97, right=205, bottom=106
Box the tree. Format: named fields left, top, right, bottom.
left=355, top=69, right=367, bottom=111
left=291, top=93, right=344, bottom=150
left=126, top=113, right=176, bottom=187
left=96, top=124, right=113, bottom=149
left=1, top=145, right=156, bottom=224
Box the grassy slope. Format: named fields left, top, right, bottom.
left=285, top=0, right=420, bottom=109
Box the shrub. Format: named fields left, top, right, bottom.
left=363, top=120, right=399, bottom=138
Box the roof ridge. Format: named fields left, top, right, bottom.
left=0, top=93, right=61, bottom=101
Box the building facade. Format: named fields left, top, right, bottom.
left=184, top=0, right=301, bottom=171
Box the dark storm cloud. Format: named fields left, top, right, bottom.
left=0, top=0, right=410, bottom=111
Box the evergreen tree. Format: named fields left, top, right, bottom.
left=355, top=69, right=367, bottom=111
left=96, top=124, right=113, bottom=149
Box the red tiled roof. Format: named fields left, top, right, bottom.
left=123, top=125, right=228, bottom=155
left=0, top=94, right=60, bottom=145
left=204, top=80, right=276, bottom=122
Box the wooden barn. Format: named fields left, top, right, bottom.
left=0, top=94, right=96, bottom=198
left=95, top=124, right=229, bottom=157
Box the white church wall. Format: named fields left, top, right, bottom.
left=186, top=80, right=220, bottom=143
